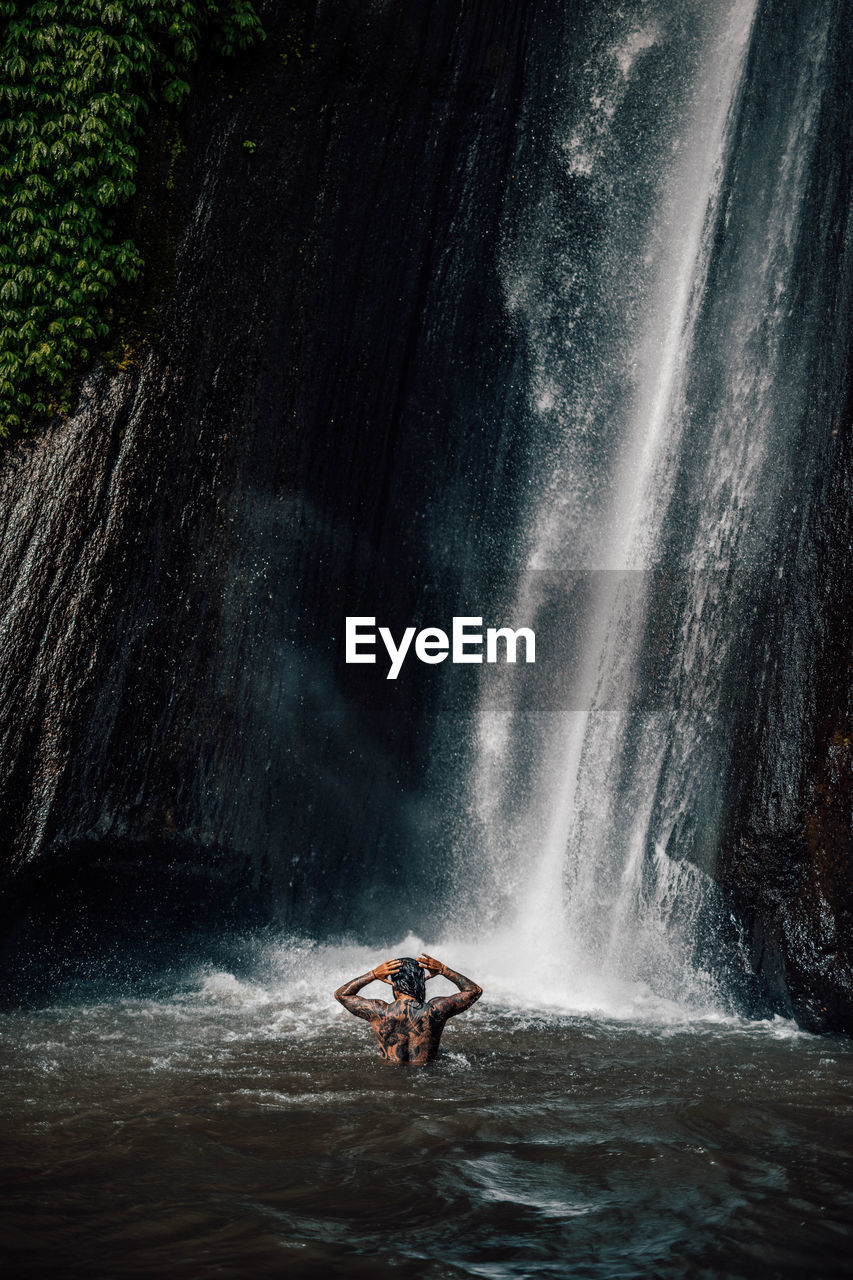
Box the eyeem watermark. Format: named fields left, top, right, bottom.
left=345, top=616, right=536, bottom=680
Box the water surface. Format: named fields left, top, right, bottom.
left=2, top=940, right=851, bottom=1278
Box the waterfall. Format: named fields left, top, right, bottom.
left=451, top=0, right=833, bottom=1016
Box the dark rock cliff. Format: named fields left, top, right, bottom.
left=719, top=0, right=853, bottom=1034
left=0, top=0, right=556, bottom=999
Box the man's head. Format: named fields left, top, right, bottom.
left=392, top=956, right=426, bottom=1003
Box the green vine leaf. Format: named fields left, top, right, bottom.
left=0, top=0, right=265, bottom=442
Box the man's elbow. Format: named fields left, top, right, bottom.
left=471, top=984, right=483, bottom=1002
left=334, top=988, right=347, bottom=1005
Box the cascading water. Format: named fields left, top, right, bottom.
left=452, top=0, right=834, bottom=1017
left=5, top=8, right=853, bottom=1274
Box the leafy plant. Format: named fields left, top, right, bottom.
left=0, top=0, right=264, bottom=440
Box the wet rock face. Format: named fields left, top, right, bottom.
left=723, top=414, right=853, bottom=1035
left=724, top=730, right=853, bottom=1035
left=0, top=0, right=556, bottom=997
left=720, top=0, right=853, bottom=1036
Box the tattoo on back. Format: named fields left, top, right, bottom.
left=334, top=966, right=482, bottom=1064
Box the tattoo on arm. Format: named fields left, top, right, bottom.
left=334, top=970, right=386, bottom=1022
left=428, top=964, right=483, bottom=1021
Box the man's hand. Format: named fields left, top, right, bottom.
left=372, top=957, right=403, bottom=985
left=418, top=955, right=482, bottom=1019
left=417, top=952, right=446, bottom=979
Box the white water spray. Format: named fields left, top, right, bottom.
left=458, top=0, right=768, bottom=1016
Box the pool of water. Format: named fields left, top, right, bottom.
left=2, top=938, right=851, bottom=1278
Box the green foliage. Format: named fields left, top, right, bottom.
left=0, top=0, right=264, bottom=440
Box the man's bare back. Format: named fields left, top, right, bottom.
left=334, top=953, right=482, bottom=1064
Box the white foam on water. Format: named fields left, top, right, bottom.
left=170, top=935, right=812, bottom=1041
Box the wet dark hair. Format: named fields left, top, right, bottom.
left=393, top=957, right=426, bottom=1003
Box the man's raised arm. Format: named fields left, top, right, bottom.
left=334, top=957, right=401, bottom=1021
left=419, top=953, right=482, bottom=1019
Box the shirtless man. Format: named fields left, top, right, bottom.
left=334, top=952, right=482, bottom=1064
